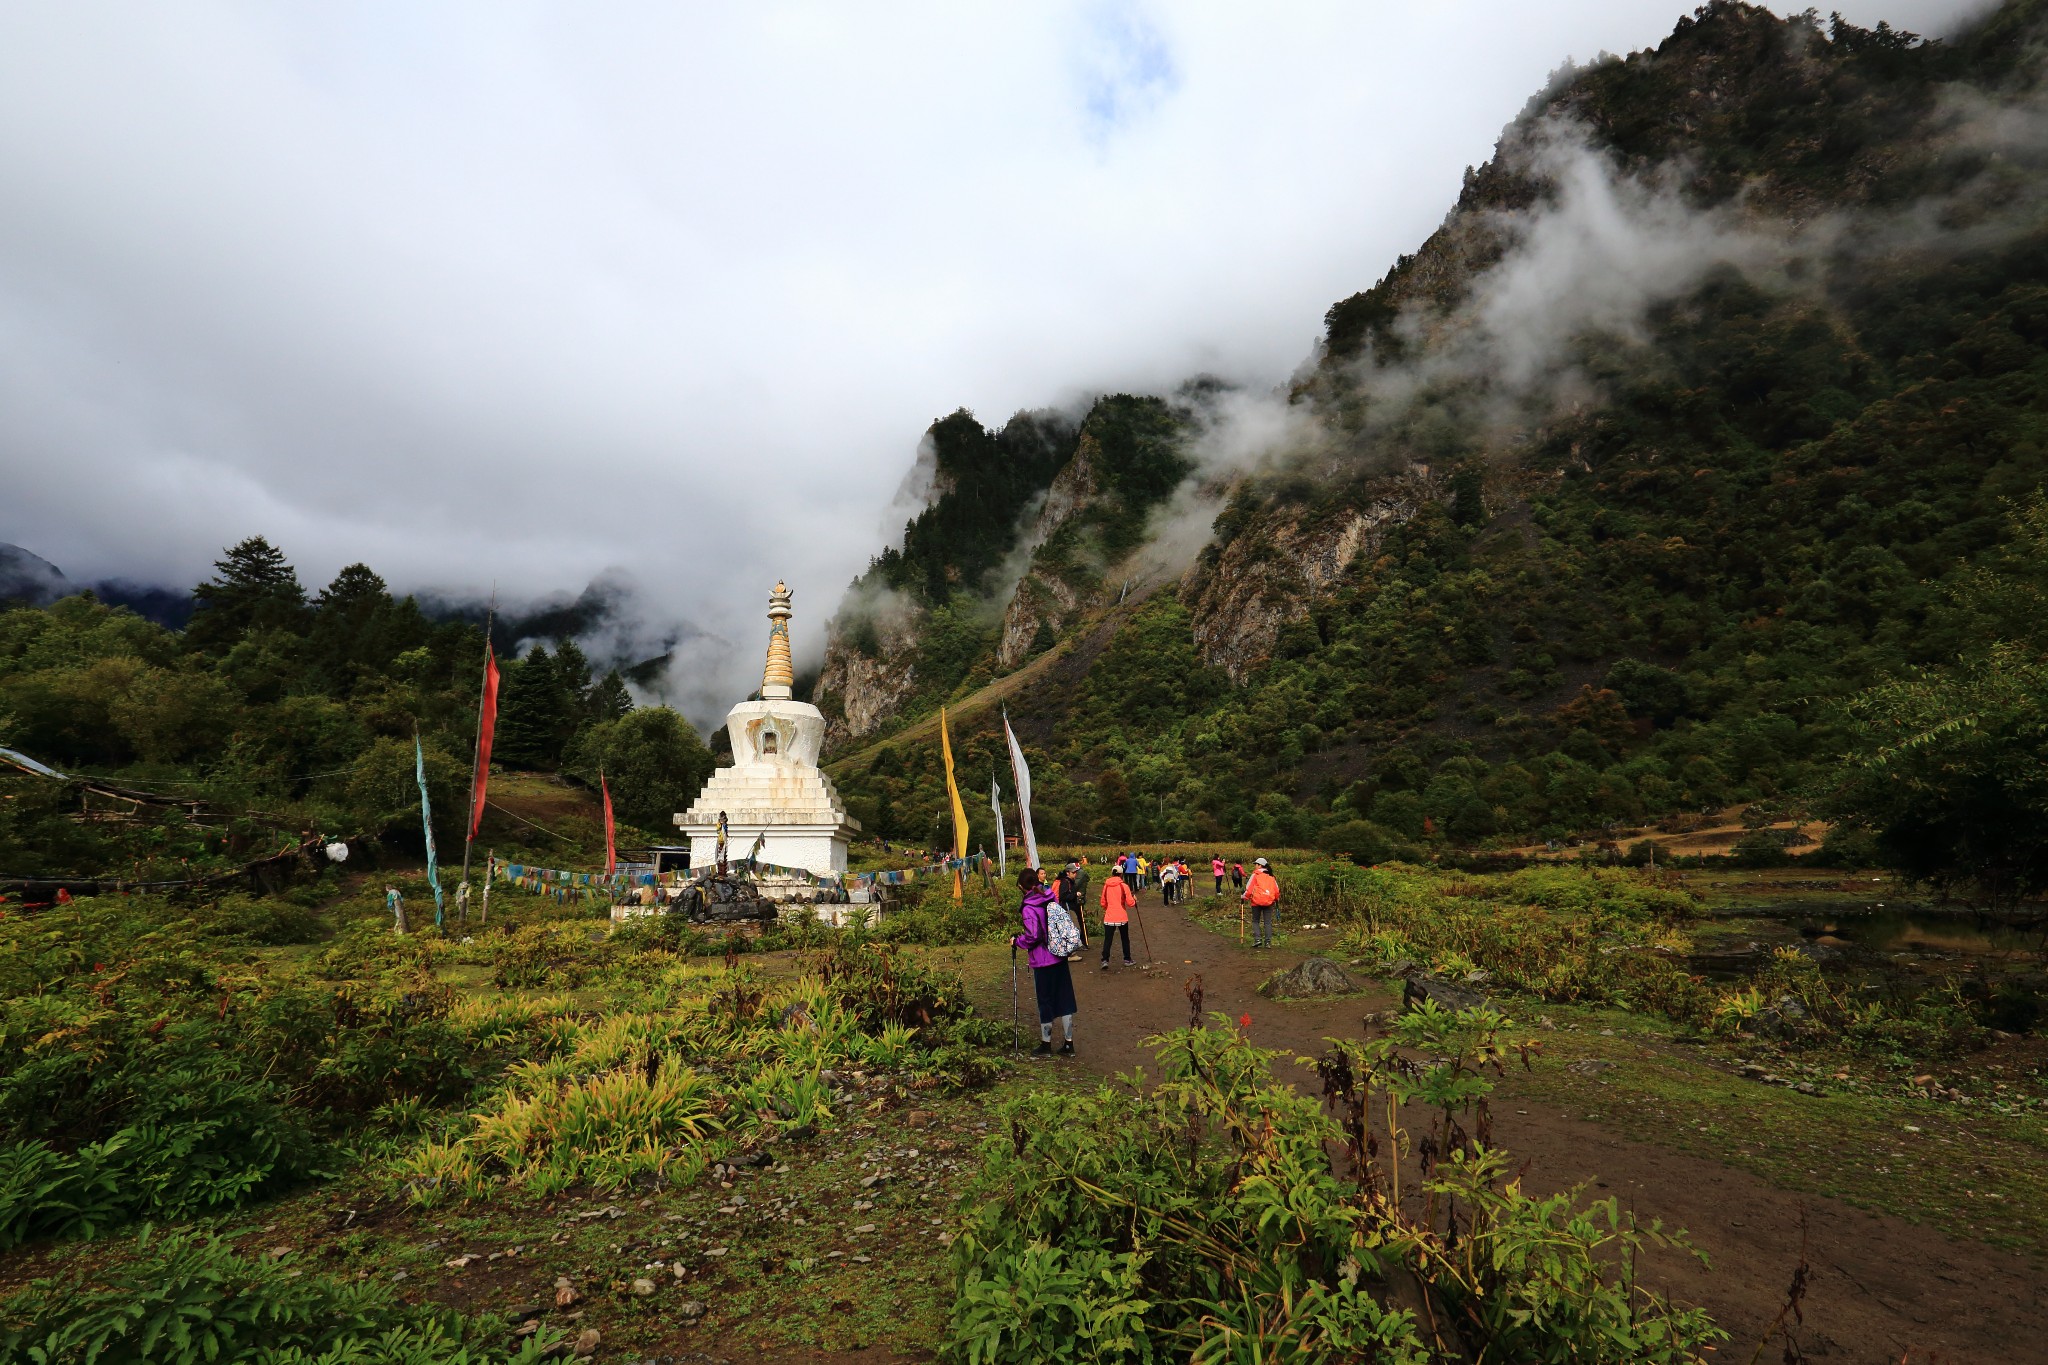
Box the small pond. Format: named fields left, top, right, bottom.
left=1689, top=904, right=2047, bottom=980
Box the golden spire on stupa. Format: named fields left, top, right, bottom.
left=761, top=580, right=794, bottom=701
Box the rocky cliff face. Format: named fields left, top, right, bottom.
left=993, top=430, right=1103, bottom=671
left=1179, top=473, right=1439, bottom=683
left=814, top=605, right=924, bottom=751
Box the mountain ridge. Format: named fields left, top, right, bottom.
left=812, top=0, right=2048, bottom=858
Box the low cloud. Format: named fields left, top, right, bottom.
left=0, top=0, right=1984, bottom=715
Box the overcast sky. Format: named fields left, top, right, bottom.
left=0, top=0, right=1985, bottom=698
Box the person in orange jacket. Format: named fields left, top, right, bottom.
left=1098, top=866, right=1135, bottom=968
left=1241, top=857, right=1280, bottom=948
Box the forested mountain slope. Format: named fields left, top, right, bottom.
left=817, top=0, right=2048, bottom=861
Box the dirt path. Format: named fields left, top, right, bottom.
left=1009, top=893, right=2048, bottom=1363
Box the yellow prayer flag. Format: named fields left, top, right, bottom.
left=939, top=706, right=970, bottom=899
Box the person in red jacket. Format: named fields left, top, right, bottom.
left=1098, top=867, right=1135, bottom=968
left=1241, top=857, right=1280, bottom=948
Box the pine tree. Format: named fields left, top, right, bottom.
left=554, top=640, right=594, bottom=707
left=588, top=669, right=633, bottom=722
left=186, top=536, right=307, bottom=654
left=494, top=645, right=574, bottom=769
left=308, top=563, right=393, bottom=693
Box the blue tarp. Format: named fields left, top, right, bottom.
left=0, top=746, right=65, bottom=779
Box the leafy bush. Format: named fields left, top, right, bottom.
left=0, top=901, right=477, bottom=1246
left=944, top=1012, right=1722, bottom=1364
left=0, top=1226, right=557, bottom=1364
left=1335, top=865, right=1713, bottom=1024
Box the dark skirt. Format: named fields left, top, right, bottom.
left=1032, top=960, right=1078, bottom=1024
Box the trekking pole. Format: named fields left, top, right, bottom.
left=1132, top=897, right=1153, bottom=964
left=1010, top=947, right=1020, bottom=1055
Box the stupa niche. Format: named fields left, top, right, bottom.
left=675, top=582, right=860, bottom=875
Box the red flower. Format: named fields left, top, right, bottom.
left=1238, top=1012, right=1252, bottom=1030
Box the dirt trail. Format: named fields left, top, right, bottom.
left=1007, top=892, right=2048, bottom=1363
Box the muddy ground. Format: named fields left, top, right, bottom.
left=961, top=895, right=2047, bottom=1364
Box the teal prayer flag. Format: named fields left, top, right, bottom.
left=415, top=735, right=444, bottom=926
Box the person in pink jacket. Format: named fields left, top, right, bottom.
left=1012, top=868, right=1076, bottom=1058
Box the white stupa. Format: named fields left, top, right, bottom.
left=675, top=582, right=861, bottom=876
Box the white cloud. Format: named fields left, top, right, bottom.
left=0, top=0, right=1983, bottom=710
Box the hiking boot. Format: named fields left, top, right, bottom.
left=1030, top=1041, right=1052, bottom=1059
left=1057, top=1040, right=1075, bottom=1057
left=1098, top=959, right=1110, bottom=970
left=1122, top=959, right=1134, bottom=967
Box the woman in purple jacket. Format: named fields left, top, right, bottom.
left=1012, top=867, right=1077, bottom=1058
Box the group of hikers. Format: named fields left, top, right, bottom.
left=1011, top=851, right=1282, bottom=1059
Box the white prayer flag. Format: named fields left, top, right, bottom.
left=1002, top=709, right=1038, bottom=871
left=989, top=773, right=1006, bottom=880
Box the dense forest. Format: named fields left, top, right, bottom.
left=816, top=1, right=2048, bottom=906
left=0, top=537, right=712, bottom=880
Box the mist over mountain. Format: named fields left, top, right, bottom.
left=815, top=0, right=2048, bottom=858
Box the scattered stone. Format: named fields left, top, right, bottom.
left=705, top=1246, right=728, bottom=1257
left=268, top=1246, right=294, bottom=1260
left=851, top=1254, right=871, bottom=1263
left=555, top=1281, right=581, bottom=1308
left=677, top=1300, right=707, bottom=1320
left=573, top=1327, right=601, bottom=1357
left=391, top=1270, right=409, bottom=1283
left=512, top=1320, right=541, bottom=1338
left=1401, top=975, right=1489, bottom=1014
left=853, top=1223, right=876, bottom=1233
left=1565, top=1059, right=1617, bottom=1076
left=1793, top=1082, right=1820, bottom=1096
left=905, top=1110, right=933, bottom=1129
left=444, top=1254, right=477, bottom=1269
left=860, top=1174, right=881, bottom=1188
left=631, top=1278, right=656, bottom=1297
left=1257, top=957, right=1357, bottom=999
left=1737, top=1063, right=1768, bottom=1079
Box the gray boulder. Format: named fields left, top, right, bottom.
left=1401, top=974, right=1490, bottom=1015
left=1256, top=957, right=1358, bottom=999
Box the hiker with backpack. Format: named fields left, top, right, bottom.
left=1012, top=867, right=1079, bottom=1058
left=1241, top=857, right=1281, bottom=948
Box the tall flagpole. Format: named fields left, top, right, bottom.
left=459, top=591, right=495, bottom=897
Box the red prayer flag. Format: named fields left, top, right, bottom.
left=601, top=773, right=616, bottom=876
left=469, top=647, right=500, bottom=839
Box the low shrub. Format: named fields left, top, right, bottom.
left=1334, top=865, right=1713, bottom=1024
left=0, top=1226, right=558, bottom=1363
left=944, top=1010, right=1723, bottom=1364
